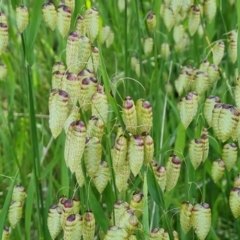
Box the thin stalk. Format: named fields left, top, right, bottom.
left=124, top=0, right=128, bottom=85
left=237, top=0, right=240, bottom=73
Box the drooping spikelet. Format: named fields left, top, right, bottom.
left=189, top=139, right=203, bottom=169
left=203, top=95, right=221, bottom=127
left=16, top=5, right=29, bottom=33
left=178, top=92, right=199, bottom=129
left=49, top=89, right=69, bottom=138
left=180, top=201, right=193, bottom=234
left=79, top=77, right=98, bottom=111
left=212, top=41, right=225, bottom=65
left=0, top=63, right=7, bottom=79
left=166, top=155, right=181, bottom=191
left=75, top=16, right=85, bottom=36
left=128, top=135, right=144, bottom=176
left=57, top=5, right=71, bottom=38
left=161, top=43, right=170, bottom=59
left=229, top=188, right=240, bottom=218
left=147, top=12, right=156, bottom=32
left=104, top=226, right=128, bottom=240
left=12, top=185, right=26, bottom=203
left=1, top=226, right=11, bottom=240
left=47, top=205, right=62, bottom=240
left=64, top=0, right=75, bottom=12
left=171, top=0, right=183, bottom=14
left=130, top=55, right=138, bottom=71
left=201, top=128, right=209, bottom=161
left=191, top=203, right=211, bottom=240
left=113, top=201, right=129, bottom=226
left=122, top=96, right=137, bottom=135
left=93, top=161, right=110, bottom=194
left=61, top=199, right=74, bottom=228
left=0, top=22, right=8, bottom=55
left=42, top=3, right=57, bottom=30
left=115, top=159, right=130, bottom=192
left=86, top=46, right=99, bottom=72
left=228, top=30, right=238, bottom=64
left=72, top=197, right=81, bottom=214
left=91, top=84, right=109, bottom=123
left=235, top=77, right=240, bottom=110
left=64, top=106, right=80, bottom=133
left=84, top=137, right=102, bottom=178
left=211, top=103, right=223, bottom=138
left=64, top=120, right=86, bottom=173
left=8, top=201, right=23, bottom=229
left=181, top=0, right=193, bottom=16
left=83, top=211, right=95, bottom=240
left=52, top=71, right=64, bottom=89
left=78, top=36, right=91, bottom=71
left=207, top=64, right=219, bottom=85
left=143, top=133, right=154, bottom=165
left=173, top=24, right=184, bottom=44
left=86, top=116, right=104, bottom=140
left=100, top=25, right=110, bottom=44
left=149, top=228, right=165, bottom=239
left=163, top=7, right=175, bottom=32
left=63, top=214, right=82, bottom=240
left=191, top=71, right=209, bottom=95
left=106, top=30, right=114, bottom=48
left=155, top=165, right=167, bottom=192
left=75, top=162, right=85, bottom=187
left=222, top=143, right=238, bottom=171
left=174, top=70, right=192, bottom=95
left=66, top=32, right=79, bottom=74
left=52, top=62, right=66, bottom=73
left=234, top=174, right=240, bottom=187
left=84, top=7, right=99, bottom=43
left=203, top=0, right=217, bottom=23
left=118, top=209, right=138, bottom=234
left=143, top=38, right=153, bottom=56
left=188, top=5, right=200, bottom=36
left=130, top=191, right=144, bottom=217
left=211, top=159, right=225, bottom=183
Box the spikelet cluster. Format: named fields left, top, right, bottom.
left=42, top=3, right=57, bottom=30
left=180, top=201, right=193, bottom=234
left=211, top=159, right=225, bottom=183
left=57, top=5, right=72, bottom=37
left=229, top=188, right=240, bottom=218
left=16, top=5, right=29, bottom=33
left=149, top=228, right=179, bottom=240
left=228, top=30, right=237, bottom=64
left=85, top=8, right=99, bottom=43
left=0, top=13, right=8, bottom=55
left=1, top=226, right=11, bottom=240
left=222, top=143, right=238, bottom=171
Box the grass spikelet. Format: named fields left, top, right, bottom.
left=104, top=226, right=128, bottom=239
left=143, top=133, right=154, bottom=165
left=100, top=25, right=110, bottom=44
left=52, top=62, right=65, bottom=73
left=61, top=199, right=74, bottom=228
left=77, top=36, right=92, bottom=71
left=128, top=135, right=144, bottom=177
left=173, top=24, right=184, bottom=43
left=106, top=30, right=114, bottom=48
left=83, top=211, right=95, bottom=240
left=211, top=159, right=225, bottom=183
left=143, top=38, right=153, bottom=56
left=149, top=228, right=164, bottom=239
left=130, top=191, right=144, bottom=217
left=192, top=70, right=209, bottom=95
left=188, top=5, right=200, bottom=36
left=118, top=209, right=138, bottom=234
left=211, top=103, right=223, bottom=138
left=75, top=16, right=86, bottom=36
left=161, top=43, right=170, bottom=59
left=203, top=0, right=217, bottom=23
left=115, top=159, right=130, bottom=192
left=12, top=185, right=26, bottom=203
left=75, top=161, right=85, bottom=187
left=113, top=201, right=130, bottom=226
left=191, top=203, right=211, bottom=240
left=85, top=7, right=99, bottom=43
left=8, top=201, right=23, bottom=229
left=155, top=165, right=167, bottom=192
left=1, top=227, right=11, bottom=240
left=147, top=12, right=156, bottom=32
left=64, top=0, right=75, bottom=12
left=201, top=128, right=209, bottom=161
left=207, top=64, right=219, bottom=85
left=86, top=116, right=104, bottom=140
left=189, top=139, right=203, bottom=169
left=166, top=154, right=181, bottom=191
left=234, top=174, right=240, bottom=187
left=222, top=143, right=238, bottom=171
left=63, top=214, right=81, bottom=240
left=212, top=41, right=225, bottom=65
left=52, top=71, right=64, bottom=89
left=174, top=70, right=191, bottom=95
left=171, top=0, right=183, bottom=14
left=72, top=197, right=81, bottom=214
left=200, top=60, right=210, bottom=72
left=64, top=106, right=80, bottom=133
left=57, top=5, right=71, bottom=38
left=86, top=46, right=99, bottom=72
left=42, top=3, right=57, bottom=30
left=180, top=201, right=193, bottom=234
left=16, top=5, right=29, bottom=33
left=47, top=205, right=62, bottom=240
left=84, top=137, right=102, bottom=178
left=93, top=161, right=110, bottom=194
left=0, top=22, right=8, bottom=55
left=163, top=7, right=175, bottom=32
left=229, top=188, right=240, bottom=218
left=118, top=0, right=125, bottom=12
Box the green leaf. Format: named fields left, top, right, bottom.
left=142, top=173, right=149, bottom=240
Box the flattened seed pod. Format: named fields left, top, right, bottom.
left=12, top=185, right=26, bottom=203
left=203, top=96, right=221, bottom=127
left=52, top=62, right=65, bottom=73
left=86, top=116, right=104, bottom=140
left=72, top=197, right=81, bottom=214
left=75, top=16, right=85, bottom=36
left=8, top=201, right=23, bottom=228
left=211, top=159, right=225, bottom=183
left=130, top=191, right=144, bottom=217
left=188, top=5, right=200, bottom=36
left=235, top=77, right=240, bottom=110
left=113, top=201, right=130, bottom=226
left=42, top=3, right=57, bottom=30
left=0, top=63, right=7, bottom=79
left=64, top=120, right=86, bottom=173
left=136, top=99, right=153, bottom=135
left=135, top=60, right=140, bottom=77
left=212, top=41, right=225, bottom=65
left=222, top=143, right=238, bottom=171
left=85, top=7, right=99, bottom=43
left=49, top=89, right=69, bottom=138
left=229, top=188, right=240, bottom=218
left=104, top=226, right=129, bottom=240
left=128, top=135, right=144, bottom=176
left=106, top=30, right=114, bottom=48
left=112, top=134, right=128, bottom=170
left=93, top=161, right=110, bottom=194
left=143, top=38, right=153, bottom=56
left=192, top=71, right=209, bottom=95
left=59, top=195, right=68, bottom=209
left=201, top=129, right=209, bottom=161
left=149, top=228, right=164, bottom=239
left=173, top=24, right=184, bottom=44
left=163, top=7, right=175, bottom=32
left=52, top=71, right=64, bottom=89
left=191, top=203, right=211, bottom=240
left=64, top=214, right=79, bottom=240
left=0, top=12, right=7, bottom=23
left=64, top=106, right=80, bottom=133
left=130, top=55, right=138, bottom=71
left=161, top=43, right=170, bottom=59
left=174, top=71, right=192, bottom=95
left=118, top=209, right=138, bottom=234
left=228, top=39, right=237, bottom=64
left=171, top=0, right=183, bottom=14
left=211, top=103, right=223, bottom=138
left=100, top=25, right=110, bottom=44
left=64, top=0, right=75, bottom=12
left=189, top=139, right=203, bottom=169
left=78, top=36, right=91, bottom=71
left=207, top=64, right=219, bottom=85
left=0, top=22, right=8, bottom=55
left=79, top=77, right=98, bottom=111
left=234, top=174, right=240, bottom=187
left=155, top=165, right=167, bottom=192
left=16, top=5, right=29, bottom=33
left=143, top=133, right=154, bottom=165
left=47, top=205, right=62, bottom=240
left=181, top=0, right=193, bottom=15
left=66, top=32, right=79, bottom=74
left=86, top=46, right=99, bottom=72
left=162, top=230, right=170, bottom=240
left=61, top=199, right=74, bottom=228
left=200, top=60, right=210, bottom=72
left=75, top=162, right=85, bottom=187
left=203, top=0, right=217, bottom=23
left=91, top=85, right=109, bottom=123
left=166, top=155, right=181, bottom=191
left=147, top=12, right=156, bottom=32
left=84, top=137, right=102, bottom=178
left=115, top=159, right=130, bottom=192
left=2, top=226, right=11, bottom=240
left=57, top=5, right=71, bottom=38
left=180, top=201, right=193, bottom=234
left=83, top=211, right=95, bottom=240
left=122, top=96, right=137, bottom=134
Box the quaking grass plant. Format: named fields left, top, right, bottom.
left=1, top=0, right=240, bottom=239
